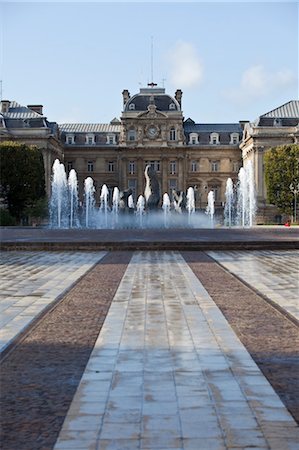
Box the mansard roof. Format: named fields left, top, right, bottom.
left=184, top=122, right=242, bottom=134
left=260, top=100, right=299, bottom=119
left=59, top=123, right=121, bottom=133
left=124, top=87, right=180, bottom=112
left=1, top=101, right=45, bottom=119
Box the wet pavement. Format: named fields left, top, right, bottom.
left=208, top=250, right=299, bottom=323
left=52, top=251, right=299, bottom=450
left=0, top=251, right=106, bottom=354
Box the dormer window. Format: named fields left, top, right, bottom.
left=230, top=133, right=239, bottom=145
left=129, top=103, right=135, bottom=110
left=107, top=134, right=116, bottom=145
left=86, top=134, right=95, bottom=145
left=169, top=103, right=176, bottom=110
left=169, top=127, right=176, bottom=141
left=210, top=133, right=219, bottom=145
left=128, top=128, right=136, bottom=141
left=274, top=118, right=282, bottom=127
left=66, top=134, right=75, bottom=145
left=189, top=133, right=198, bottom=145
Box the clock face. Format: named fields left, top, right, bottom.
left=147, top=126, right=158, bottom=139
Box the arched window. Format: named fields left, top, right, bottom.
left=169, top=103, right=176, bottom=110
left=189, top=133, right=198, bottom=145
left=129, top=103, right=135, bottom=110
left=230, top=133, right=239, bottom=144
left=210, top=133, right=219, bottom=145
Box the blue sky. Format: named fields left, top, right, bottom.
left=0, top=1, right=298, bottom=124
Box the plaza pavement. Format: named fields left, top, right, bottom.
left=50, top=250, right=299, bottom=450
left=0, top=251, right=106, bottom=355
left=208, top=250, right=299, bottom=323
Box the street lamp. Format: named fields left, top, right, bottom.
left=290, top=182, right=299, bottom=223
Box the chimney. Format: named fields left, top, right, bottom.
left=175, top=89, right=182, bottom=108
left=122, top=90, right=130, bottom=107
left=1, top=100, right=10, bottom=114
left=27, top=105, right=43, bottom=115
left=239, top=120, right=249, bottom=130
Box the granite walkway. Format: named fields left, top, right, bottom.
left=208, top=250, right=299, bottom=322
left=53, top=251, right=299, bottom=450
left=0, top=251, right=106, bottom=354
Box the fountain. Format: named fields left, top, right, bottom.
left=112, top=187, right=120, bottom=228
left=136, top=195, right=145, bottom=228
left=84, top=177, right=96, bottom=228
left=206, top=190, right=215, bottom=228
left=50, top=159, right=68, bottom=228
left=100, top=184, right=109, bottom=228
left=186, top=187, right=195, bottom=225
left=236, top=161, right=256, bottom=227
left=162, top=193, right=171, bottom=228
left=68, top=169, right=79, bottom=228
left=49, top=159, right=256, bottom=229
left=224, top=178, right=234, bottom=227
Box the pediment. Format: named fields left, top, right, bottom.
left=137, top=108, right=168, bottom=119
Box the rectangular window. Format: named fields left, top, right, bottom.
left=88, top=137, right=93, bottom=145
left=211, top=161, right=219, bottom=172
left=87, top=161, right=94, bottom=172
left=67, top=136, right=74, bottom=145
left=211, top=186, right=219, bottom=201
left=169, top=128, right=176, bottom=141
left=128, top=179, right=137, bottom=201
left=170, top=161, right=176, bottom=175
left=108, top=161, right=115, bottom=172
left=67, top=161, right=73, bottom=172
left=191, top=161, right=197, bottom=172
left=128, top=161, right=135, bottom=174
left=147, top=161, right=160, bottom=172
left=128, top=130, right=136, bottom=141
left=169, top=179, right=177, bottom=198
left=233, top=161, right=239, bottom=172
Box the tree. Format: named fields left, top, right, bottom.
left=0, top=141, right=46, bottom=223
left=264, top=144, right=299, bottom=216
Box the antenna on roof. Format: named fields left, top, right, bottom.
left=148, top=36, right=157, bottom=88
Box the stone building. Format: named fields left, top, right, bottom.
left=1, top=90, right=298, bottom=222
left=240, top=100, right=299, bottom=222
left=60, top=86, right=243, bottom=213
left=0, top=100, right=63, bottom=196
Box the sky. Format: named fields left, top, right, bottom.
left=0, top=1, right=298, bottom=125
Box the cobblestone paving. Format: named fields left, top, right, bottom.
left=0, top=251, right=106, bottom=354
left=208, top=250, right=299, bottom=322
left=0, top=252, right=131, bottom=450
left=54, top=251, right=299, bottom=450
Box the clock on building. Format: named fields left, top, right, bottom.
left=147, top=126, right=158, bottom=139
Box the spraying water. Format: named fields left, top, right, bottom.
left=50, top=159, right=68, bottom=228
left=162, top=193, right=171, bottom=228
left=84, top=177, right=96, bottom=228
left=68, top=169, right=79, bottom=228
left=112, top=187, right=120, bottom=228
left=224, top=178, right=234, bottom=227
left=186, top=187, right=195, bottom=225
left=136, top=195, right=145, bottom=228
left=206, top=191, right=215, bottom=228
left=236, top=161, right=256, bottom=227
left=100, top=184, right=109, bottom=228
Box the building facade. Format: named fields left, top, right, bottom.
left=240, top=100, right=299, bottom=222
left=1, top=90, right=298, bottom=221
left=60, top=86, right=243, bottom=213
